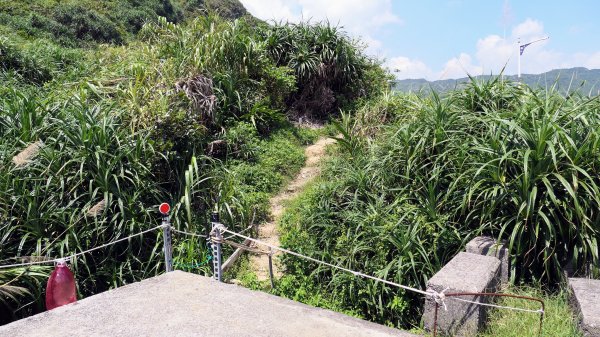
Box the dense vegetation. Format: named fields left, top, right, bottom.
left=279, top=78, right=600, bottom=328
left=0, top=0, right=248, bottom=47
left=2, top=2, right=597, bottom=335
left=0, top=4, right=383, bottom=323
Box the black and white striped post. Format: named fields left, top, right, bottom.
left=211, top=211, right=223, bottom=282
left=159, top=203, right=173, bottom=272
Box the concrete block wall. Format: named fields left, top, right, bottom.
left=422, top=252, right=501, bottom=336
left=569, top=278, right=600, bottom=337
left=465, top=236, right=509, bottom=285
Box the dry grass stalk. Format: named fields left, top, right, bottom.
left=87, top=200, right=106, bottom=217
left=175, top=74, right=216, bottom=122
left=12, top=141, right=43, bottom=167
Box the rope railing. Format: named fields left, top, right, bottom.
left=217, top=226, right=436, bottom=297
left=200, top=224, right=546, bottom=337
left=0, top=224, right=165, bottom=270
left=0, top=207, right=546, bottom=336
left=446, top=293, right=544, bottom=314
left=171, top=228, right=207, bottom=238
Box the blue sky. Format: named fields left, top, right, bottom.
left=240, top=0, right=600, bottom=80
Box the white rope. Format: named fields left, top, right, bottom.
left=171, top=228, right=207, bottom=238
left=435, top=287, right=450, bottom=311
left=0, top=224, right=165, bottom=270
left=224, top=224, right=254, bottom=240
left=447, top=296, right=544, bottom=314
left=173, top=226, right=545, bottom=316
left=218, top=226, right=433, bottom=297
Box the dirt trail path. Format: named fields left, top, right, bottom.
left=249, top=136, right=336, bottom=281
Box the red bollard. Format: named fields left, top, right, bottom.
left=45, top=259, right=77, bottom=310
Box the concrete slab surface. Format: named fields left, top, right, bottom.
left=569, top=278, right=600, bottom=337
left=0, top=271, right=417, bottom=337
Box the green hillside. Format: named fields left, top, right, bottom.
left=0, top=0, right=251, bottom=85
left=0, top=1, right=384, bottom=323
left=0, top=0, right=248, bottom=46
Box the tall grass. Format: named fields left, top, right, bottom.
left=1, top=11, right=381, bottom=323
left=280, top=78, right=600, bottom=328
left=0, top=266, right=50, bottom=324
left=480, top=286, right=581, bottom=337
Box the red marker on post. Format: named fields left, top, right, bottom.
left=159, top=202, right=170, bottom=215
left=159, top=202, right=173, bottom=272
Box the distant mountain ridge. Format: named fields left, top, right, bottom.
left=392, top=67, right=600, bottom=96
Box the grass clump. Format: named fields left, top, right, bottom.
left=480, top=286, right=581, bottom=337
left=0, top=266, right=50, bottom=325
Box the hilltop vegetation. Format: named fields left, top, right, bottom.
left=0, top=0, right=249, bottom=85
left=0, top=0, right=248, bottom=46
left=0, top=2, right=384, bottom=323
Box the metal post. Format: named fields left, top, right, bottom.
left=518, top=36, right=549, bottom=80
left=211, top=212, right=222, bottom=282
left=517, top=38, right=521, bottom=79
left=162, top=214, right=173, bottom=272
left=268, top=247, right=275, bottom=289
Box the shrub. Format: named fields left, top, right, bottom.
left=53, top=5, right=123, bottom=44
left=0, top=36, right=80, bottom=84
left=224, top=122, right=261, bottom=161
left=259, top=21, right=382, bottom=118
left=203, top=0, right=248, bottom=19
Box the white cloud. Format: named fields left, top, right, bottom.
left=386, top=56, right=435, bottom=80
left=583, top=52, right=600, bottom=69
left=512, top=18, right=545, bottom=40
left=475, top=35, right=513, bottom=73
left=439, top=53, right=483, bottom=80
left=239, top=0, right=401, bottom=55
left=240, top=0, right=300, bottom=22
left=398, top=18, right=600, bottom=80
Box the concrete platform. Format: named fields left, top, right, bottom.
left=0, top=271, right=416, bottom=337
left=569, top=278, right=600, bottom=336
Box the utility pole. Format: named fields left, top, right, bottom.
left=518, top=36, right=549, bottom=79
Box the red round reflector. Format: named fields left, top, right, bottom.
left=159, top=203, right=170, bottom=215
